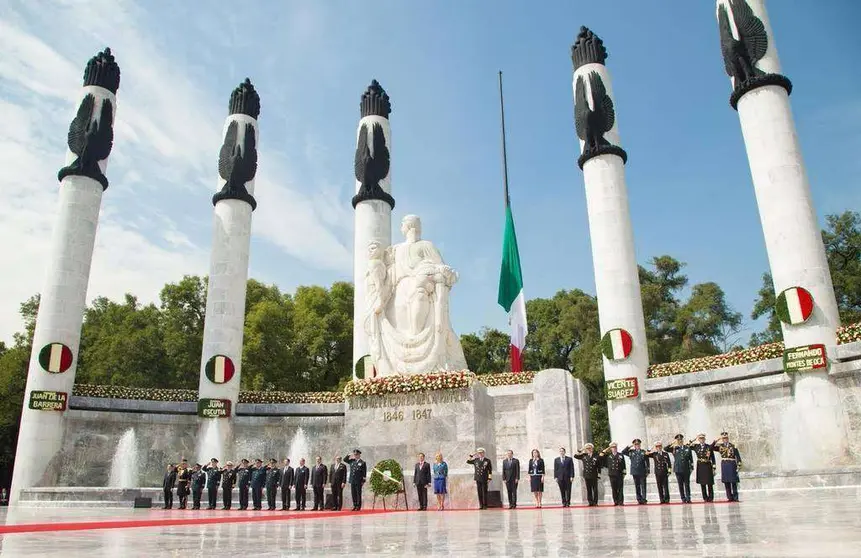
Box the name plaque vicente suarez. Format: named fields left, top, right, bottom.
left=605, top=377, right=639, bottom=400
left=28, top=390, right=68, bottom=411
left=198, top=398, right=231, bottom=418
left=783, top=344, right=827, bottom=373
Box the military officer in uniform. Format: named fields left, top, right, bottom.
left=294, top=458, right=310, bottom=510
left=669, top=434, right=694, bottom=503
left=190, top=463, right=206, bottom=510
left=330, top=455, right=348, bottom=511
left=265, top=458, right=281, bottom=511
left=574, top=443, right=601, bottom=506
left=250, top=459, right=267, bottom=510
left=691, top=433, right=716, bottom=502
left=344, top=449, right=367, bottom=511
left=221, top=461, right=236, bottom=510
left=176, top=458, right=191, bottom=509
left=236, top=459, right=251, bottom=510
left=467, top=447, right=493, bottom=509
left=202, top=458, right=222, bottom=510
left=280, top=458, right=294, bottom=511
left=599, top=443, right=626, bottom=506
left=712, top=431, right=742, bottom=502
left=646, top=441, right=672, bottom=503
left=311, top=456, right=329, bottom=511
left=621, top=439, right=649, bottom=504
left=162, top=463, right=176, bottom=509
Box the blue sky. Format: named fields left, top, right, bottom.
left=1, top=0, right=859, bottom=344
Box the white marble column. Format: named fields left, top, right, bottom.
left=198, top=79, right=260, bottom=414
left=352, top=80, right=394, bottom=379
left=715, top=0, right=845, bottom=465
left=571, top=27, right=648, bottom=446
left=10, top=49, right=120, bottom=505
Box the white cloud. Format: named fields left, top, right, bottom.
left=0, top=0, right=352, bottom=342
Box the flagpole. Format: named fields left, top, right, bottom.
left=498, top=71, right=510, bottom=207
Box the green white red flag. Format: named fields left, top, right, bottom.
left=776, top=287, right=814, bottom=325
left=498, top=203, right=527, bottom=372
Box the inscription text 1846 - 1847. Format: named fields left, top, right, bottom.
left=382, top=408, right=432, bottom=422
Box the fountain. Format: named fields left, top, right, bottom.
left=779, top=375, right=849, bottom=470
left=684, top=389, right=713, bottom=440
left=108, top=428, right=139, bottom=488
left=196, top=419, right=226, bottom=464
left=288, top=427, right=310, bottom=462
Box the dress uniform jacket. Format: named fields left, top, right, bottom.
left=691, top=442, right=716, bottom=484
left=712, top=442, right=742, bottom=483
left=621, top=447, right=650, bottom=476
left=648, top=450, right=673, bottom=477
left=601, top=452, right=626, bottom=477
left=573, top=452, right=601, bottom=480
left=671, top=444, right=694, bottom=474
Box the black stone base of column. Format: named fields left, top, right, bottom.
left=351, top=187, right=395, bottom=210
left=730, top=73, right=793, bottom=110
left=213, top=186, right=257, bottom=210
left=578, top=144, right=628, bottom=170
left=58, top=165, right=109, bottom=191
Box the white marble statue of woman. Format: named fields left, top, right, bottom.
left=364, top=215, right=467, bottom=376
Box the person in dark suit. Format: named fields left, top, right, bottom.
left=502, top=449, right=520, bottom=509
left=344, top=449, right=367, bottom=511
left=190, top=463, right=206, bottom=510
left=162, top=463, right=176, bottom=509
left=236, top=459, right=251, bottom=510
left=202, top=458, right=222, bottom=510
left=574, top=444, right=601, bottom=506
left=413, top=453, right=432, bottom=511
left=330, top=456, right=348, bottom=510
left=669, top=434, right=694, bottom=503
left=221, top=461, right=237, bottom=510
left=467, top=448, right=492, bottom=509
left=712, top=432, right=742, bottom=502
left=311, top=456, right=329, bottom=511
left=691, top=433, right=716, bottom=502
left=621, top=439, right=650, bottom=504
left=646, top=442, right=672, bottom=503
left=265, top=458, right=281, bottom=510
left=554, top=447, right=575, bottom=507
left=599, top=443, right=626, bottom=505
left=175, top=459, right=191, bottom=509
left=528, top=449, right=546, bottom=508
left=250, top=459, right=267, bottom=510
left=294, top=458, right=310, bottom=510
left=280, top=458, right=294, bottom=511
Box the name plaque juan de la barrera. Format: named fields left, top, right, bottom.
left=783, top=344, right=827, bottom=373
left=198, top=398, right=231, bottom=418
left=28, top=390, right=68, bottom=411
left=605, top=377, right=639, bottom=401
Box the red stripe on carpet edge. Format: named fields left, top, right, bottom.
left=0, top=500, right=736, bottom=535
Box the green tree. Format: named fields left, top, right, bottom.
left=749, top=272, right=782, bottom=345
left=461, top=328, right=510, bottom=373
left=159, top=275, right=207, bottom=389
left=242, top=293, right=296, bottom=391
left=674, top=282, right=742, bottom=359
left=823, top=211, right=861, bottom=324
left=639, top=256, right=688, bottom=363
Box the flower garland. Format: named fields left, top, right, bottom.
left=344, top=370, right=475, bottom=397
left=476, top=371, right=536, bottom=387
left=71, top=384, right=345, bottom=404
left=837, top=322, right=861, bottom=345
left=369, top=459, right=404, bottom=497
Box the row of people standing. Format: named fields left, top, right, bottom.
left=162, top=449, right=369, bottom=511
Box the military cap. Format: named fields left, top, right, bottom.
left=476, top=447, right=486, bottom=453
left=696, top=433, right=706, bottom=439
left=654, top=441, right=663, bottom=446
left=226, top=461, right=234, bottom=466
left=674, top=434, right=684, bottom=440
left=609, top=442, right=618, bottom=448
left=584, top=443, right=594, bottom=449
left=241, top=458, right=249, bottom=464
left=720, top=431, right=729, bottom=436
left=353, top=449, right=362, bottom=454
left=210, top=457, right=219, bottom=462
left=632, top=438, right=642, bottom=444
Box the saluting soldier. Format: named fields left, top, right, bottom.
left=162, top=463, right=177, bottom=509
left=250, top=458, right=267, bottom=510
left=202, top=458, right=222, bottom=510
left=669, top=434, right=694, bottom=503
left=176, top=458, right=192, bottom=509
left=691, top=433, right=716, bottom=502
left=330, top=456, right=348, bottom=511
left=467, top=447, right=493, bottom=510
left=344, top=449, right=367, bottom=511
left=599, top=443, right=626, bottom=506
left=221, top=461, right=237, bottom=510
left=646, top=441, right=672, bottom=504
left=190, top=463, right=206, bottom=510
left=621, top=439, right=649, bottom=504
left=574, top=443, right=601, bottom=506
left=280, top=458, right=294, bottom=511
left=712, top=431, right=742, bottom=502
left=236, top=459, right=251, bottom=510
left=265, top=458, right=281, bottom=511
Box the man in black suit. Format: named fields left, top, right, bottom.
left=162, top=463, right=176, bottom=509
left=467, top=448, right=492, bottom=509
left=554, top=447, right=575, bottom=507
left=344, top=449, right=367, bottom=511
left=311, top=456, right=329, bottom=511
left=294, top=458, right=310, bottom=510
left=502, top=449, right=520, bottom=509
left=413, top=453, right=432, bottom=511
left=330, top=456, right=348, bottom=510
left=280, top=458, right=294, bottom=511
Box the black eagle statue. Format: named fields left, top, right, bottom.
left=57, top=94, right=114, bottom=190
left=575, top=71, right=615, bottom=152
left=718, top=0, right=767, bottom=85
left=352, top=122, right=394, bottom=209
left=213, top=120, right=258, bottom=210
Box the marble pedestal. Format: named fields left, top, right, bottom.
left=344, top=382, right=497, bottom=509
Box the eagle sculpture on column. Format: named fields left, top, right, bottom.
left=352, top=122, right=394, bottom=209
left=718, top=0, right=768, bottom=86
left=575, top=71, right=621, bottom=164
left=57, top=94, right=114, bottom=190
left=213, top=120, right=258, bottom=210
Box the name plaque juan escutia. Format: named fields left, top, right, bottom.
left=28, top=390, right=68, bottom=412
left=198, top=398, right=232, bottom=418
left=783, top=344, right=827, bottom=374
left=605, top=377, right=639, bottom=401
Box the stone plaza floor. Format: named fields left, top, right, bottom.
left=1, top=488, right=859, bottom=556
